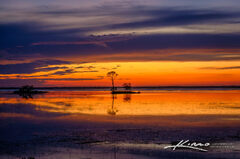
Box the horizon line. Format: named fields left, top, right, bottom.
left=1, top=85, right=240, bottom=89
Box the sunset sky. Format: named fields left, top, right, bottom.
left=1, top=0, right=240, bottom=87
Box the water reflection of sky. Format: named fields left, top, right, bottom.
left=1, top=91, right=240, bottom=117
left=1, top=91, right=240, bottom=159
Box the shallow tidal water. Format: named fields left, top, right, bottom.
left=1, top=90, right=240, bottom=159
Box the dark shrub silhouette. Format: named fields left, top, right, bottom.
left=123, top=83, right=131, bottom=90
left=14, top=85, right=46, bottom=99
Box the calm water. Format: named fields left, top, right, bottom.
left=1, top=90, right=240, bottom=159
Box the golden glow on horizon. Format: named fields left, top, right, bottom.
left=1, top=60, right=240, bottom=86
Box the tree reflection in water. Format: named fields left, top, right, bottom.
left=107, top=94, right=132, bottom=115
left=107, top=94, right=118, bottom=115
left=123, top=94, right=131, bottom=103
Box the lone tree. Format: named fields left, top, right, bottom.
left=107, top=71, right=118, bottom=91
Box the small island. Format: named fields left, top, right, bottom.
left=107, top=71, right=141, bottom=94
left=13, top=85, right=47, bottom=98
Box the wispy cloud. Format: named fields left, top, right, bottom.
left=1, top=2, right=240, bottom=63
left=0, top=60, right=71, bottom=74
left=32, top=41, right=108, bottom=47
left=49, top=69, right=78, bottom=75
left=109, top=9, right=239, bottom=30
left=200, top=66, right=240, bottom=70
left=31, top=35, right=133, bottom=47
left=43, top=77, right=103, bottom=81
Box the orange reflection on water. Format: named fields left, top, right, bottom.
left=1, top=91, right=240, bottom=116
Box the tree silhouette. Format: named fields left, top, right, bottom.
left=107, top=71, right=118, bottom=91
left=123, top=83, right=131, bottom=90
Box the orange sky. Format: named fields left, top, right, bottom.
left=15, top=61, right=240, bottom=87
left=1, top=1, right=240, bottom=87
left=1, top=59, right=240, bottom=87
